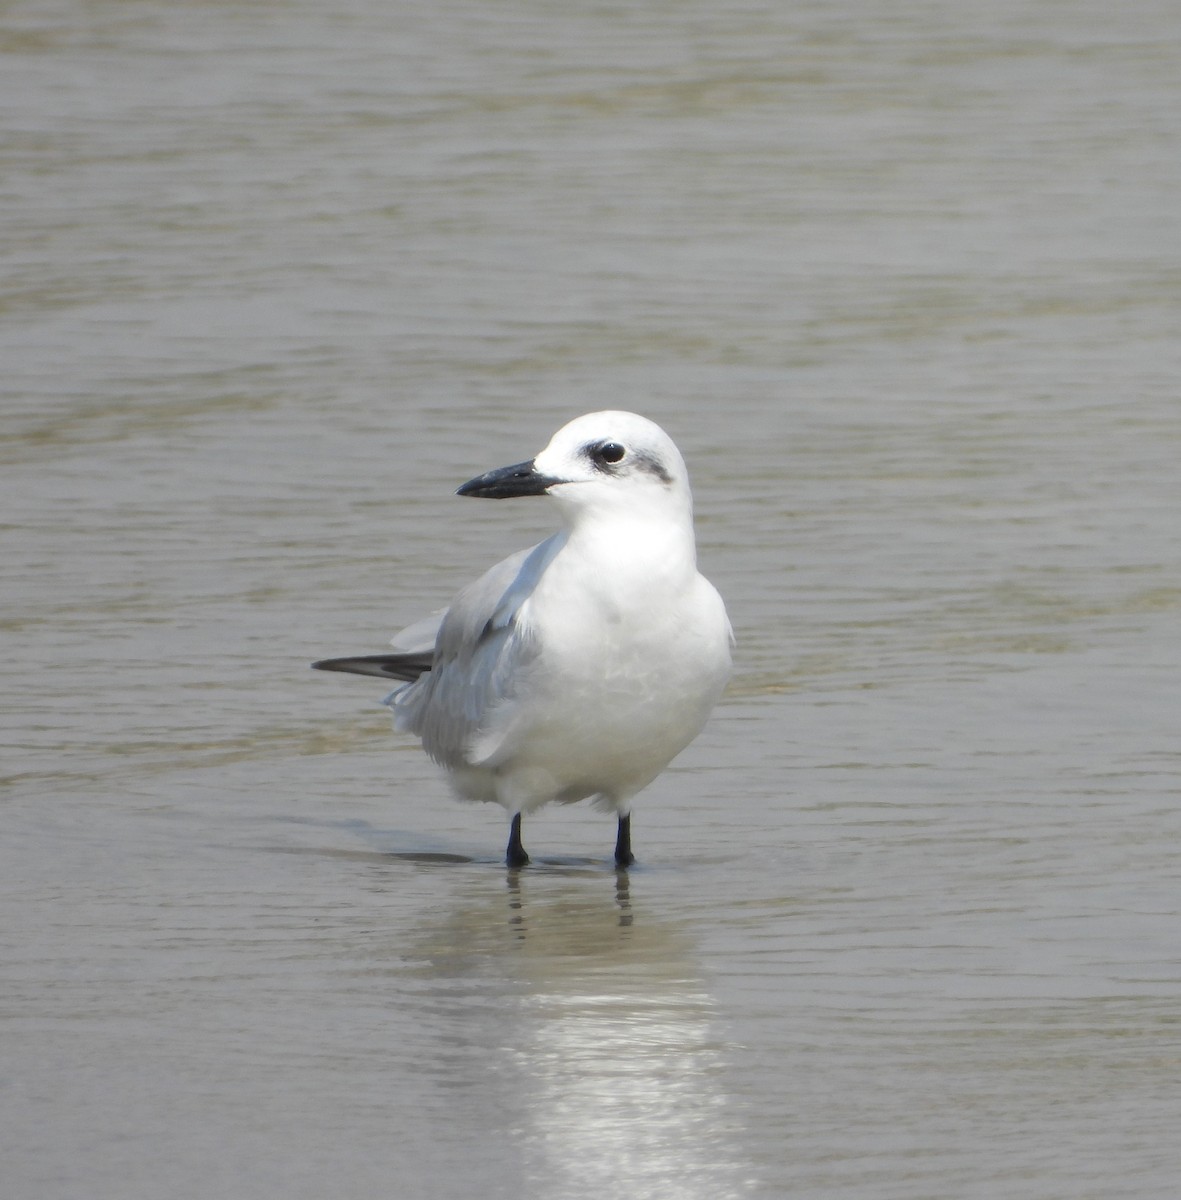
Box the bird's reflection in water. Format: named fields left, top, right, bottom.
left=408, top=865, right=751, bottom=1199
left=505, top=866, right=633, bottom=940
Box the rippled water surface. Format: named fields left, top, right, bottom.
left=4, top=2, right=1180, bottom=1197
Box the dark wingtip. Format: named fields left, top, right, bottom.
left=311, top=653, right=433, bottom=683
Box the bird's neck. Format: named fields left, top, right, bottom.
left=561, top=507, right=699, bottom=580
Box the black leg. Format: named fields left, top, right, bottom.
left=506, top=812, right=530, bottom=868
left=614, top=813, right=635, bottom=868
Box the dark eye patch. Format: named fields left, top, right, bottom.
left=584, top=439, right=672, bottom=485
left=590, top=441, right=627, bottom=467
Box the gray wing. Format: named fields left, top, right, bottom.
left=389, top=534, right=564, bottom=770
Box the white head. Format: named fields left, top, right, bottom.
left=457, top=410, right=694, bottom=527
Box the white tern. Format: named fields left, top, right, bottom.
left=313, top=411, right=733, bottom=868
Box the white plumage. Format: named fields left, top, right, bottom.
left=314, top=411, right=732, bottom=867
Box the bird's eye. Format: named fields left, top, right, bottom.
left=594, top=441, right=626, bottom=465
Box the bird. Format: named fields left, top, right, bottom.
left=312, top=410, right=733, bottom=869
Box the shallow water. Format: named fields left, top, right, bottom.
left=4, top=2, right=1181, bottom=1197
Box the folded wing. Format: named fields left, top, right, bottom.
left=390, top=536, right=562, bottom=770
left=314, top=535, right=565, bottom=774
